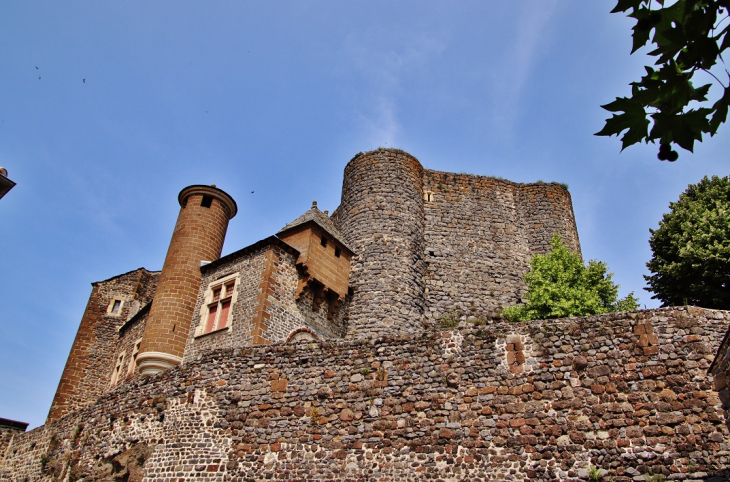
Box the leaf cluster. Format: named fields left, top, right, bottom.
left=504, top=234, right=639, bottom=322
left=645, top=175, right=730, bottom=308
left=596, top=0, right=730, bottom=159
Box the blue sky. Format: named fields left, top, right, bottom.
left=1, top=2, right=727, bottom=429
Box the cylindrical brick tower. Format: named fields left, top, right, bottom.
left=136, top=185, right=237, bottom=376
left=332, top=148, right=426, bottom=339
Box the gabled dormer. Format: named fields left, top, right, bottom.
left=277, top=202, right=354, bottom=314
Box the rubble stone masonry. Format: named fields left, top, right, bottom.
left=333, top=148, right=581, bottom=338
left=423, top=172, right=579, bottom=322
left=47, top=268, right=159, bottom=422
left=333, top=149, right=427, bottom=339
left=4, top=307, right=729, bottom=481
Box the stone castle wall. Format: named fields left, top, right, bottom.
left=422, top=172, right=579, bottom=321
left=709, top=324, right=730, bottom=437
left=333, top=149, right=427, bottom=339
left=333, top=148, right=581, bottom=334
left=47, top=269, right=159, bottom=422
left=4, top=307, right=729, bottom=481
left=183, top=239, right=348, bottom=365
left=0, top=419, right=27, bottom=467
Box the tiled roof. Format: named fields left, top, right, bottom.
left=277, top=202, right=354, bottom=253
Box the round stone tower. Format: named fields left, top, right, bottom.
left=333, top=148, right=426, bottom=339
left=136, top=185, right=237, bottom=376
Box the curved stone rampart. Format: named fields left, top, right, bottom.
left=4, top=307, right=729, bottom=482
left=517, top=182, right=580, bottom=256
left=333, top=148, right=426, bottom=338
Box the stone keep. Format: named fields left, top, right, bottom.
left=46, top=148, right=579, bottom=420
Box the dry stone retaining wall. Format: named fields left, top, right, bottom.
left=3, top=307, right=730, bottom=481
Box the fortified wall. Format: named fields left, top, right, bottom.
left=332, top=149, right=579, bottom=339
left=2, top=307, right=729, bottom=481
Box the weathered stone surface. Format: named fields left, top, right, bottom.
left=3, top=307, right=730, bottom=481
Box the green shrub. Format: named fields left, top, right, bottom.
left=503, top=234, right=638, bottom=322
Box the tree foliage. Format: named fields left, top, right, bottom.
left=645, top=175, right=730, bottom=308
left=504, top=235, right=639, bottom=322
left=596, top=0, right=730, bottom=161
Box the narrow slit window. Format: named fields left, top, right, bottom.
left=127, top=340, right=142, bottom=375
left=201, top=195, right=213, bottom=208
left=110, top=352, right=125, bottom=387
left=334, top=247, right=341, bottom=258
left=320, top=236, right=328, bottom=248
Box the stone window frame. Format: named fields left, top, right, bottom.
left=194, top=272, right=239, bottom=338
left=127, top=338, right=142, bottom=376
left=107, top=298, right=125, bottom=316
left=109, top=351, right=126, bottom=387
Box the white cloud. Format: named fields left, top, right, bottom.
left=489, top=1, right=559, bottom=136
left=339, top=24, right=446, bottom=147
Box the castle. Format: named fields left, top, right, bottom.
left=47, top=148, right=580, bottom=421
left=2, top=149, right=729, bottom=481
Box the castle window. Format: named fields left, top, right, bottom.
left=334, top=247, right=341, bottom=258
left=320, top=236, right=328, bottom=248
left=195, top=273, right=239, bottom=337
left=107, top=298, right=124, bottom=316
left=110, top=352, right=125, bottom=387
left=127, top=339, right=142, bottom=376
left=201, top=195, right=213, bottom=208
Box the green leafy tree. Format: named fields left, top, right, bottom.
left=596, top=0, right=730, bottom=161
left=645, top=175, right=730, bottom=308
left=504, top=234, right=639, bottom=322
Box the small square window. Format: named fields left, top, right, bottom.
left=201, top=195, right=213, bottom=208
left=107, top=299, right=124, bottom=316
left=320, top=236, right=328, bottom=248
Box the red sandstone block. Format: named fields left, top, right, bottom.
left=643, top=346, right=660, bottom=355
